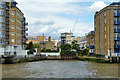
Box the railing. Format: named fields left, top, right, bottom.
left=114, top=37, right=120, bottom=41
left=114, top=21, right=120, bottom=25
left=90, top=45, right=94, bottom=49
left=114, top=13, right=120, bottom=17
left=60, top=36, right=66, bottom=38
left=114, top=29, right=120, bottom=33
left=24, top=22, right=28, bottom=26
left=114, top=45, right=120, bottom=49
left=25, top=27, right=28, bottom=31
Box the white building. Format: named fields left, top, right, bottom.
left=77, top=36, right=87, bottom=50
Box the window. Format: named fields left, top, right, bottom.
left=12, top=11, right=14, bottom=15
left=12, top=32, right=14, bottom=35
left=12, top=18, right=14, bottom=22
left=12, top=39, right=14, bottom=42
left=104, top=26, right=106, bottom=31
left=105, top=34, right=106, bottom=39
left=104, top=11, right=106, bottom=16
left=104, top=18, right=106, bottom=23
left=114, top=9, right=118, bottom=16
left=105, top=41, right=106, bottom=47
left=114, top=18, right=118, bottom=24
left=12, top=25, right=14, bottom=29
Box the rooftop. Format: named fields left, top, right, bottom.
left=110, top=2, right=120, bottom=6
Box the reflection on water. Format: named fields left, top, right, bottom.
left=2, top=60, right=118, bottom=78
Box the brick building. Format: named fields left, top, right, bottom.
left=94, top=2, right=120, bottom=56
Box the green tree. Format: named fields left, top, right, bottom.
left=26, top=42, right=36, bottom=55
left=33, top=43, right=40, bottom=48
left=60, top=44, right=71, bottom=54
left=26, top=42, right=34, bottom=50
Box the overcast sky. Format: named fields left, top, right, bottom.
left=15, top=0, right=119, bottom=39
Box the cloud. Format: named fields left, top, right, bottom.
left=89, top=1, right=108, bottom=13
left=16, top=0, right=105, bottom=39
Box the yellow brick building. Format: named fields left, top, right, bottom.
left=0, top=0, right=28, bottom=55
left=61, top=32, right=75, bottom=44
left=94, top=2, right=120, bottom=56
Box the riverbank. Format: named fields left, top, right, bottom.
left=77, top=56, right=110, bottom=63
left=2, top=55, right=111, bottom=64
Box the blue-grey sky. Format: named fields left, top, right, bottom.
left=16, top=0, right=118, bottom=39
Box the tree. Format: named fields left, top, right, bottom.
left=26, top=42, right=36, bottom=55
left=26, top=42, right=34, bottom=50
left=33, top=43, right=40, bottom=48
left=60, top=44, right=71, bottom=54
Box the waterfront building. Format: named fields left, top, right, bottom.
left=45, top=37, right=56, bottom=50
left=77, top=36, right=87, bottom=50
left=86, top=31, right=95, bottom=55
left=0, top=0, right=28, bottom=55
left=26, top=36, right=37, bottom=44
left=61, top=32, right=75, bottom=44
left=75, top=37, right=81, bottom=42
left=94, top=2, right=120, bottom=56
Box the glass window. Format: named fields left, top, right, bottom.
left=105, top=34, right=106, bottom=39
left=104, top=26, right=106, bottom=31
left=12, top=11, right=14, bottom=15
left=104, top=18, right=106, bottom=23
left=12, top=25, right=14, bottom=29
left=114, top=9, right=118, bottom=16
left=114, top=18, right=118, bottom=24
left=12, top=18, right=14, bottom=22
left=104, top=11, right=106, bottom=16
left=12, top=32, right=14, bottom=35
left=12, top=39, right=14, bottom=42
left=105, top=41, right=106, bottom=47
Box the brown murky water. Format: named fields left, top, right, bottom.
left=2, top=60, right=119, bottom=78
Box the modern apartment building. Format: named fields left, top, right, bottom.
left=94, top=2, right=120, bottom=56
left=0, top=0, right=28, bottom=55
left=86, top=31, right=95, bottom=55
left=61, top=32, right=75, bottom=44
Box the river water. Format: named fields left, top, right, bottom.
left=2, top=60, right=119, bottom=78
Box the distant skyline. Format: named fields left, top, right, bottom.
left=16, top=0, right=118, bottom=39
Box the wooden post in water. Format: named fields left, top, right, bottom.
left=117, top=53, right=119, bottom=63
left=110, top=52, right=112, bottom=63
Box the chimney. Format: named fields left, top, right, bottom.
left=48, top=36, right=51, bottom=42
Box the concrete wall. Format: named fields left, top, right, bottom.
left=40, top=52, right=60, bottom=56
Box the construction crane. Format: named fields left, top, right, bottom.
left=71, top=18, right=79, bottom=36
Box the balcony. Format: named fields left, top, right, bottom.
left=61, top=36, right=66, bottom=38
left=114, top=37, right=120, bottom=41
left=114, top=45, right=120, bottom=49
left=90, top=45, right=94, bottom=49
left=114, top=13, right=120, bottom=17
left=24, top=22, right=28, bottom=26
left=25, top=27, right=28, bottom=31
left=114, top=21, right=120, bottom=25
left=25, top=33, right=28, bottom=36
left=114, top=29, right=120, bottom=33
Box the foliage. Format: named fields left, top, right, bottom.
left=27, top=49, right=36, bottom=55
left=26, top=42, right=36, bottom=55
left=33, top=43, right=40, bottom=48
left=72, top=40, right=77, bottom=44
left=41, top=49, right=59, bottom=53
left=60, top=44, right=71, bottom=53
left=26, top=42, right=34, bottom=50
left=77, top=49, right=88, bottom=56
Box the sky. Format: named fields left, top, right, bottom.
left=15, top=0, right=119, bottom=40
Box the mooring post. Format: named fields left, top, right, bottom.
left=110, top=53, right=112, bottom=63
left=117, top=53, right=119, bottom=63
